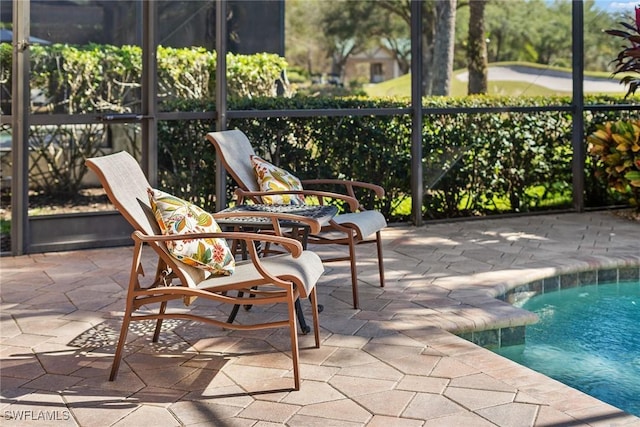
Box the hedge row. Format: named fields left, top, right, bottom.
left=0, top=43, right=287, bottom=114
left=158, top=96, right=637, bottom=221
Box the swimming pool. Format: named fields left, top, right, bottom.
left=495, top=279, right=640, bottom=417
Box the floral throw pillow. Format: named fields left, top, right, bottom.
left=147, top=188, right=235, bottom=276
left=250, top=155, right=306, bottom=205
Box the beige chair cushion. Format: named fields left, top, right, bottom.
left=333, top=210, right=387, bottom=239
left=196, top=251, right=323, bottom=299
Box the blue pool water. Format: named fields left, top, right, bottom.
left=495, top=280, right=640, bottom=417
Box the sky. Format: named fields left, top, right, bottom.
left=596, top=0, right=638, bottom=12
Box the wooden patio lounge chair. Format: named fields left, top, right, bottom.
left=207, top=129, right=387, bottom=309
left=86, top=151, right=324, bottom=390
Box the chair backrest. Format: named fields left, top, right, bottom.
left=85, top=151, right=158, bottom=236
left=207, top=130, right=260, bottom=192
left=86, top=151, right=206, bottom=287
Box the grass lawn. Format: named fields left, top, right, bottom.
left=364, top=62, right=621, bottom=98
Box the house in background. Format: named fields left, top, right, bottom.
left=344, top=45, right=402, bottom=84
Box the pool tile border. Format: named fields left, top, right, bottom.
left=460, top=265, right=640, bottom=349
left=502, top=265, right=640, bottom=306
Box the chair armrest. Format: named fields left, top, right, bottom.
left=132, top=230, right=304, bottom=257
left=233, top=188, right=359, bottom=212
left=213, top=209, right=323, bottom=234
left=301, top=179, right=385, bottom=199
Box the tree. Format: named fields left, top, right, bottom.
left=382, top=37, right=412, bottom=75
left=286, top=0, right=461, bottom=96
left=480, top=0, right=542, bottom=63
left=285, top=0, right=329, bottom=76
left=584, top=0, right=624, bottom=72
left=379, top=0, right=444, bottom=96
left=376, top=0, right=456, bottom=95
left=467, top=0, right=488, bottom=94
left=376, top=6, right=413, bottom=76
left=531, top=0, right=572, bottom=66
left=433, top=0, right=458, bottom=96
left=319, top=0, right=378, bottom=80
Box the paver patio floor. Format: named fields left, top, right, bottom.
left=1, top=212, right=639, bottom=426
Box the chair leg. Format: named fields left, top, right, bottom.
left=376, top=230, right=385, bottom=288
left=109, top=308, right=132, bottom=381
left=295, top=299, right=310, bottom=334
left=152, top=301, right=167, bottom=342
left=310, top=287, right=320, bottom=348
left=111, top=239, right=143, bottom=381
left=348, top=233, right=359, bottom=309
left=227, top=291, right=244, bottom=324
left=287, top=290, right=301, bottom=390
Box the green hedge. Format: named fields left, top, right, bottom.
left=0, top=43, right=287, bottom=114
left=158, top=95, right=637, bottom=221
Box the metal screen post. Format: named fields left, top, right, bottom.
left=571, top=0, right=585, bottom=212
left=11, top=0, right=30, bottom=255
left=411, top=0, right=424, bottom=226
left=142, top=1, right=158, bottom=185
left=215, top=0, right=229, bottom=211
